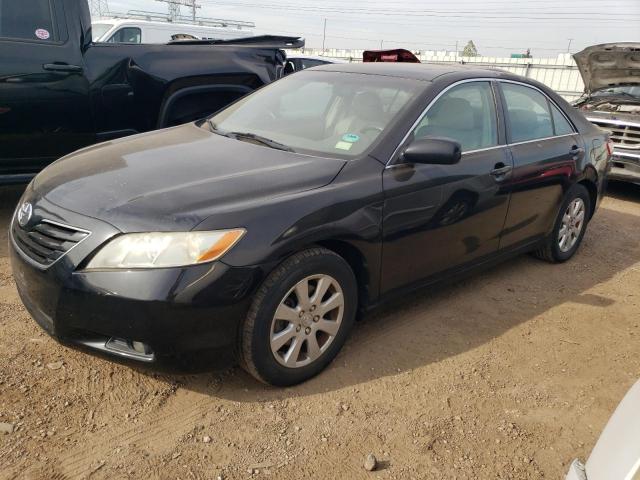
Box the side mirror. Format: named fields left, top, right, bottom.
left=401, top=137, right=462, bottom=165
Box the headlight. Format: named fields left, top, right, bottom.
left=86, top=229, right=245, bottom=269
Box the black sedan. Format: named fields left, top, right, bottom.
left=10, top=63, right=612, bottom=386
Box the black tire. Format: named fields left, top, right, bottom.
left=533, top=184, right=592, bottom=263
left=239, top=247, right=357, bottom=386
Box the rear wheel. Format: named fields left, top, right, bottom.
left=534, top=184, right=591, bottom=263
left=239, top=248, right=357, bottom=386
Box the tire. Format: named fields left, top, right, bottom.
left=533, top=184, right=591, bottom=263
left=239, top=247, right=357, bottom=386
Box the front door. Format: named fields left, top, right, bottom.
left=381, top=80, right=512, bottom=293
left=0, top=0, right=94, bottom=177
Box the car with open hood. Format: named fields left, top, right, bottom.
left=573, top=43, right=640, bottom=184
left=10, top=63, right=611, bottom=386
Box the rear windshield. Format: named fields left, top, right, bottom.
left=208, top=71, right=425, bottom=158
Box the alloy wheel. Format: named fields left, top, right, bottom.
left=558, top=198, right=586, bottom=253
left=270, top=274, right=344, bottom=368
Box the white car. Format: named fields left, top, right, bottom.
left=566, top=380, right=640, bottom=480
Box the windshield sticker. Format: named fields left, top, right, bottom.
left=342, top=133, right=360, bottom=143
left=35, top=29, right=50, bottom=40
left=335, top=141, right=353, bottom=151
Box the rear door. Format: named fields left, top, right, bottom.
left=381, top=80, right=512, bottom=293
left=0, top=0, right=94, bottom=177
left=497, top=81, right=584, bottom=249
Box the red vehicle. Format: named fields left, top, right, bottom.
left=363, top=49, right=420, bottom=63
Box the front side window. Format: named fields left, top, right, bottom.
left=413, top=81, right=498, bottom=152
left=502, top=83, right=554, bottom=143
left=0, top=0, right=58, bottom=41
left=208, top=71, right=424, bottom=158
left=107, top=27, right=141, bottom=44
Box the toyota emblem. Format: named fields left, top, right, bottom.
left=17, top=202, right=33, bottom=227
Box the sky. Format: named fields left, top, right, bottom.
left=105, top=0, right=640, bottom=57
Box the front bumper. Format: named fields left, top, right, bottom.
left=609, top=149, right=640, bottom=184
left=10, top=198, right=264, bottom=370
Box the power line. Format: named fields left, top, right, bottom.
left=200, top=5, right=640, bottom=29
left=200, top=0, right=640, bottom=20
left=270, top=27, right=570, bottom=53
left=155, top=0, right=202, bottom=21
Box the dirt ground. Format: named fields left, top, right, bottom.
left=0, top=182, right=639, bottom=480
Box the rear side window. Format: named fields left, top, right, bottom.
left=108, top=27, right=142, bottom=44
left=414, top=81, right=498, bottom=152
left=550, top=103, right=575, bottom=136
left=502, top=83, right=554, bottom=143
left=0, top=0, right=58, bottom=41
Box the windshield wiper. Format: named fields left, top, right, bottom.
left=227, top=131, right=295, bottom=152
left=206, top=119, right=233, bottom=137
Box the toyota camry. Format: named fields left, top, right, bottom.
left=10, top=63, right=612, bottom=386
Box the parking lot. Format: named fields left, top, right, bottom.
left=0, top=181, right=637, bottom=479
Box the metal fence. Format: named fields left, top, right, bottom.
left=296, top=49, right=585, bottom=102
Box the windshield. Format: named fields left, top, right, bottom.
left=91, top=23, right=114, bottom=41
left=207, top=71, right=425, bottom=158
left=592, top=85, right=640, bottom=98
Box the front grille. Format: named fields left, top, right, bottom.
left=589, top=118, right=640, bottom=150
left=12, top=219, right=90, bottom=267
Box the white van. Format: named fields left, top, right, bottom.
left=92, top=18, right=254, bottom=44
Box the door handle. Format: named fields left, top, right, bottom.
left=490, top=163, right=512, bottom=181
left=43, top=63, right=83, bottom=73
left=570, top=145, right=585, bottom=159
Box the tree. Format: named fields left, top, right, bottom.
left=462, top=40, right=479, bottom=57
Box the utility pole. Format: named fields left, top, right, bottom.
left=567, top=38, right=573, bottom=53
left=89, top=0, right=109, bottom=18
left=380, top=39, right=384, bottom=49
left=322, top=19, right=327, bottom=52
left=155, top=0, right=201, bottom=22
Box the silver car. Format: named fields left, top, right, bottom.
left=566, top=379, right=640, bottom=480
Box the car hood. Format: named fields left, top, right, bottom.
left=33, top=123, right=346, bottom=232
left=573, top=42, right=640, bottom=93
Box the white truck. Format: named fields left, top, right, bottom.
left=92, top=17, right=254, bottom=44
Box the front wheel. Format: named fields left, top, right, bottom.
left=534, top=184, right=591, bottom=263
left=239, top=248, right=357, bottom=386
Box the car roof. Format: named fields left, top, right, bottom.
left=310, top=62, right=512, bottom=82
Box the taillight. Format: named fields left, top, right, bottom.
left=606, top=139, right=615, bottom=156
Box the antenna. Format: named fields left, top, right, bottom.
left=89, top=0, right=110, bottom=18
left=155, top=0, right=201, bottom=22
